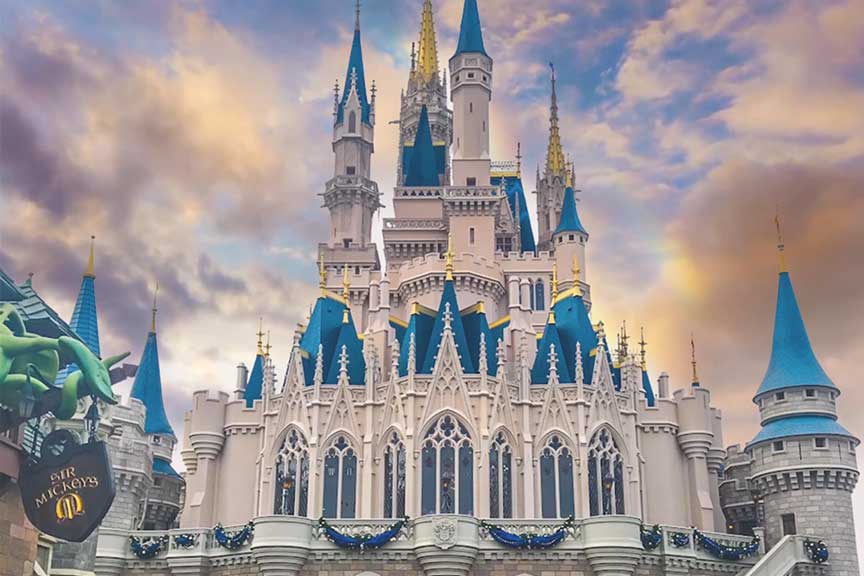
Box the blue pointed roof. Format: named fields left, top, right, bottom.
left=550, top=290, right=598, bottom=385
left=554, top=187, right=588, bottom=236
left=325, top=311, right=366, bottom=385
left=245, top=353, right=264, bottom=407
left=491, top=175, right=536, bottom=253
left=421, top=280, right=475, bottom=374
left=755, top=272, right=835, bottom=398
left=405, top=106, right=439, bottom=187
left=130, top=331, right=174, bottom=436
left=642, top=369, right=656, bottom=407
left=299, top=293, right=347, bottom=385
left=398, top=304, right=436, bottom=376
left=152, top=456, right=181, bottom=479
left=454, top=0, right=487, bottom=57
left=336, top=23, right=371, bottom=125
left=748, top=415, right=854, bottom=448
left=531, top=317, right=571, bottom=384
left=56, top=272, right=101, bottom=385
left=461, top=304, right=497, bottom=376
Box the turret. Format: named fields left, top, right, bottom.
left=746, top=225, right=859, bottom=574
left=552, top=184, right=589, bottom=298
left=57, top=236, right=100, bottom=384
left=449, top=0, right=492, bottom=186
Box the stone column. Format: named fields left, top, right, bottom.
left=250, top=516, right=313, bottom=576
left=413, top=516, right=479, bottom=576
left=582, top=516, right=643, bottom=576
left=93, top=528, right=130, bottom=576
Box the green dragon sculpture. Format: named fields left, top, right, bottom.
left=0, top=303, right=128, bottom=420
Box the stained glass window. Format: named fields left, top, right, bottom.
left=539, top=435, right=574, bottom=518
left=322, top=436, right=357, bottom=518
left=421, top=415, right=473, bottom=515
left=383, top=432, right=406, bottom=518
left=489, top=432, right=513, bottom=518
left=587, top=428, right=625, bottom=516
left=274, top=428, right=309, bottom=517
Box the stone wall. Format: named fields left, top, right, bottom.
left=0, top=482, right=38, bottom=576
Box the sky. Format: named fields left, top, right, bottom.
left=1, top=0, right=863, bottom=552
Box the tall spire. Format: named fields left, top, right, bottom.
left=404, top=105, right=438, bottom=186
left=70, top=236, right=100, bottom=356
left=337, top=0, right=370, bottom=125
left=354, top=0, right=360, bottom=30
left=84, top=235, right=95, bottom=278
left=690, top=334, right=700, bottom=386
left=416, top=0, right=439, bottom=83
left=150, top=281, right=159, bottom=333
left=774, top=212, right=786, bottom=273
left=546, top=62, right=566, bottom=177
left=257, top=317, right=265, bottom=356
left=454, top=0, right=487, bottom=56
left=131, top=308, right=174, bottom=436
left=554, top=186, right=588, bottom=236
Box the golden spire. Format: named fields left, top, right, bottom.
left=546, top=62, right=566, bottom=177
left=150, top=281, right=159, bottom=333
left=265, top=330, right=272, bottom=357
left=318, top=254, right=327, bottom=293
left=445, top=233, right=454, bottom=280
left=416, top=0, right=439, bottom=83
left=84, top=235, right=96, bottom=278
left=572, top=254, right=582, bottom=296
left=257, top=317, right=265, bottom=355
left=639, top=327, right=647, bottom=370
left=564, top=160, right=573, bottom=187
left=774, top=211, right=786, bottom=273
left=690, top=334, right=699, bottom=384
left=342, top=265, right=351, bottom=301
left=551, top=261, right=559, bottom=302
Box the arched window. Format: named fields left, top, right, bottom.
left=348, top=110, right=357, bottom=133
left=421, top=415, right=473, bottom=515
left=539, top=435, right=575, bottom=518
left=489, top=431, right=513, bottom=518
left=322, top=436, right=357, bottom=518
left=587, top=428, right=625, bottom=516
left=535, top=280, right=545, bottom=311
left=383, top=432, right=406, bottom=518
left=274, top=429, right=309, bottom=516
left=529, top=280, right=536, bottom=310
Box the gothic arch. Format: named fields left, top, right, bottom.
left=267, top=422, right=310, bottom=464
left=585, top=425, right=627, bottom=517
left=419, top=409, right=477, bottom=449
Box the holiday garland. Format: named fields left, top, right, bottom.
left=804, top=539, right=829, bottom=564
left=129, top=535, right=169, bottom=559
left=318, top=516, right=409, bottom=550
left=640, top=524, right=663, bottom=550
left=173, top=533, right=198, bottom=549
left=669, top=531, right=691, bottom=548
left=480, top=516, right=575, bottom=550
left=694, top=529, right=760, bottom=560
left=213, top=522, right=254, bottom=550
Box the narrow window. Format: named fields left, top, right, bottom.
left=805, top=389, right=816, bottom=398
left=814, top=437, right=827, bottom=449
left=587, top=429, right=624, bottom=516
left=468, top=72, right=475, bottom=79
left=773, top=440, right=785, bottom=453
left=776, top=391, right=786, bottom=401
left=343, top=239, right=351, bottom=248
left=348, top=110, right=357, bottom=133
left=781, top=513, right=797, bottom=536
left=421, top=416, right=473, bottom=515
left=482, top=120, right=486, bottom=132
left=274, top=429, right=309, bottom=517
left=321, top=436, right=356, bottom=518
left=466, top=177, right=477, bottom=186
left=346, top=165, right=356, bottom=175
left=534, top=280, right=545, bottom=311
left=488, top=432, right=513, bottom=519
left=469, top=101, right=473, bottom=113
left=469, top=227, right=475, bottom=245
left=540, top=435, right=576, bottom=518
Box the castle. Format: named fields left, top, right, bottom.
left=7, top=1, right=857, bottom=575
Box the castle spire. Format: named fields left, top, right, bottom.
left=639, top=327, right=647, bottom=370
left=336, top=0, right=370, bottom=125
left=774, top=212, right=786, bottom=273
left=257, top=317, right=265, bottom=356
left=546, top=62, right=566, bottom=177
left=70, top=235, right=101, bottom=353
left=150, top=281, right=159, bottom=334
left=84, top=235, right=95, bottom=278
left=416, top=0, right=439, bottom=83
left=690, top=334, right=700, bottom=386
left=131, top=298, right=174, bottom=436
left=454, top=0, right=487, bottom=56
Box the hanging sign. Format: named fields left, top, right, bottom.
left=20, top=429, right=115, bottom=542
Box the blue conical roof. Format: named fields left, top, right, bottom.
left=422, top=280, right=475, bottom=374
left=398, top=305, right=436, bottom=376
left=336, top=22, right=370, bottom=125
left=755, top=271, right=835, bottom=398
left=554, top=187, right=588, bottom=236
left=130, top=331, right=174, bottom=436
left=405, top=106, right=439, bottom=187
left=454, top=0, right=487, bottom=57
left=56, top=273, right=101, bottom=385
left=550, top=291, right=598, bottom=384
left=491, top=175, right=536, bottom=253
left=245, top=353, right=264, bottom=407
left=461, top=304, right=497, bottom=376
left=532, top=318, right=570, bottom=384
left=325, top=311, right=366, bottom=385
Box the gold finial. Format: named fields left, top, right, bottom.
left=265, top=331, right=272, bottom=357
left=621, top=320, right=629, bottom=357
left=572, top=254, right=581, bottom=296
left=690, top=334, right=699, bottom=384
left=774, top=211, right=786, bottom=273
left=257, top=317, right=265, bottom=355
left=416, top=0, right=439, bottom=83
left=84, top=235, right=96, bottom=278
left=548, top=310, right=556, bottom=324
left=551, top=262, right=559, bottom=302
left=477, top=300, right=485, bottom=315
left=546, top=62, right=566, bottom=177
left=342, top=307, right=350, bottom=324
left=411, top=301, right=420, bottom=315
left=318, top=254, right=327, bottom=293
left=516, top=142, right=522, bottom=176
left=342, top=265, right=351, bottom=301
left=150, top=281, right=159, bottom=333
left=639, top=327, right=647, bottom=370
left=445, top=233, right=454, bottom=280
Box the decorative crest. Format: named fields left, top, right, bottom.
left=575, top=341, right=584, bottom=384
left=495, top=338, right=506, bottom=379
left=314, top=343, right=325, bottom=388
left=547, top=342, right=559, bottom=385
left=620, top=320, right=629, bottom=357
left=338, top=344, right=350, bottom=379
left=478, top=332, right=488, bottom=374
left=516, top=142, right=522, bottom=176
left=443, top=302, right=453, bottom=332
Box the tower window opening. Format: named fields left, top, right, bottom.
left=772, top=440, right=785, bottom=453
left=482, top=121, right=486, bottom=132
left=469, top=227, right=475, bottom=245
left=814, top=437, right=827, bottom=449
left=468, top=72, right=475, bottom=79
left=805, top=388, right=815, bottom=398
left=781, top=513, right=797, bottom=536
left=354, top=266, right=360, bottom=275
left=469, top=102, right=473, bottom=113
left=534, top=280, right=545, bottom=311
left=850, top=441, right=856, bottom=454
left=568, top=234, right=575, bottom=241
left=343, top=239, right=352, bottom=248
left=348, top=110, right=357, bottom=133
left=467, top=177, right=477, bottom=186
left=346, top=166, right=356, bottom=175
left=775, top=391, right=786, bottom=401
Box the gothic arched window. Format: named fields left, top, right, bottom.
left=348, top=110, right=357, bottom=133
left=535, top=280, right=545, bottom=311
left=322, top=436, right=357, bottom=518
left=529, top=280, right=536, bottom=310
left=489, top=431, right=513, bottom=518
left=383, top=432, right=406, bottom=518
left=274, top=428, right=309, bottom=517
left=421, top=415, right=473, bottom=515
left=539, top=435, right=575, bottom=518
left=587, top=428, right=625, bottom=516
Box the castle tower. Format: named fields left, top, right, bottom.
left=551, top=174, right=589, bottom=298
left=449, top=0, right=492, bottom=186
left=129, top=286, right=184, bottom=530
left=56, top=236, right=100, bottom=384
left=536, top=66, right=568, bottom=251
left=747, top=238, right=859, bottom=575
left=398, top=0, right=451, bottom=186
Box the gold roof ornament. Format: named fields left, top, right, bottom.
left=150, top=281, right=159, bottom=333
left=774, top=211, right=786, bottom=273
left=416, top=0, right=439, bottom=83
left=318, top=254, right=327, bottom=293
left=572, top=255, right=581, bottom=296
left=551, top=261, right=559, bottom=302
left=84, top=235, right=96, bottom=278
left=690, top=334, right=700, bottom=385
left=265, top=331, right=272, bottom=358
left=257, top=317, right=265, bottom=356
left=342, top=265, right=351, bottom=301
left=639, top=327, right=647, bottom=370
left=445, top=233, right=454, bottom=281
